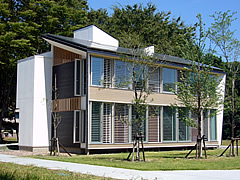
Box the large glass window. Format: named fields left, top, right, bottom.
left=91, top=57, right=104, bottom=86
left=114, top=104, right=129, bottom=143
left=114, top=60, right=132, bottom=88
left=163, top=106, right=176, bottom=141
left=178, top=108, right=190, bottom=141
left=163, top=68, right=177, bottom=92
left=91, top=102, right=102, bottom=142
left=210, top=110, right=217, bottom=141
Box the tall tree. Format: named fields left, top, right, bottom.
left=172, top=14, right=224, bottom=158
left=118, top=32, right=162, bottom=161
left=0, top=0, right=89, bottom=142
left=209, top=11, right=240, bottom=151
left=88, top=3, right=196, bottom=58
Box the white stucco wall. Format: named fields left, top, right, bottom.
left=17, top=52, right=53, bottom=150
left=216, top=74, right=226, bottom=145
left=74, top=25, right=119, bottom=47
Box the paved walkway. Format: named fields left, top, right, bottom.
left=0, top=153, right=240, bottom=180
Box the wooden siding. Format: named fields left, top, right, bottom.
left=54, top=46, right=81, bottom=66
left=56, top=112, right=79, bottom=148
left=53, top=62, right=74, bottom=99
left=148, top=107, right=159, bottom=142
left=53, top=97, right=81, bottom=112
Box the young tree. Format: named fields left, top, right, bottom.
left=118, top=32, right=162, bottom=161
left=172, top=14, right=224, bottom=158
left=209, top=11, right=240, bottom=155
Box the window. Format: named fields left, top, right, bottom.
left=163, top=106, right=176, bottom=141
left=114, top=104, right=129, bottom=143
left=148, top=67, right=161, bottom=92
left=74, top=110, right=80, bottom=143
left=178, top=108, right=190, bottom=141
left=114, top=60, right=132, bottom=88
left=74, top=59, right=81, bottom=96
left=91, top=57, right=113, bottom=87
left=163, top=68, right=177, bottom=92
left=91, top=102, right=102, bottom=142
left=148, top=106, right=160, bottom=142
left=210, top=110, right=217, bottom=141
left=91, top=57, right=104, bottom=86
left=91, top=102, right=113, bottom=143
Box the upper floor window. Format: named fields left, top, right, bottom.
left=91, top=56, right=112, bottom=87
left=114, top=60, right=132, bottom=89
left=91, top=57, right=104, bottom=86
left=163, top=68, right=177, bottom=93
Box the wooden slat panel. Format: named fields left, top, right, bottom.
left=148, top=106, right=159, bottom=142
left=52, top=97, right=81, bottom=112
left=54, top=46, right=82, bottom=66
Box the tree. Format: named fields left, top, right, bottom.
left=0, top=0, right=88, bottom=142
left=209, top=11, right=240, bottom=153
left=89, top=3, right=196, bottom=58
left=118, top=32, right=163, bottom=161
left=172, top=14, right=224, bottom=158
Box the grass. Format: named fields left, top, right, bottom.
left=31, top=149, right=240, bottom=171
left=0, top=162, right=111, bottom=180
left=222, top=140, right=231, bottom=146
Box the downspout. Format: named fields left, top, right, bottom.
left=85, top=51, right=90, bottom=155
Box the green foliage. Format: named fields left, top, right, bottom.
left=118, top=32, right=162, bottom=136
left=0, top=0, right=88, bottom=130
left=173, top=62, right=223, bottom=120
left=209, top=10, right=240, bottom=138
left=89, top=3, right=196, bottom=58
left=172, top=14, right=223, bottom=130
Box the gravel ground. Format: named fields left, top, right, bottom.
left=0, top=144, right=73, bottom=157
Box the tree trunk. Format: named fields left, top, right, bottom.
left=231, top=76, right=235, bottom=138
left=231, top=75, right=235, bottom=156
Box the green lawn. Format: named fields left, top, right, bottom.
left=32, top=149, right=240, bottom=171
left=221, top=140, right=232, bottom=146
left=0, top=162, right=111, bottom=180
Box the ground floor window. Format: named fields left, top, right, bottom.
left=74, top=110, right=85, bottom=143
left=89, top=102, right=217, bottom=144
left=210, top=110, right=217, bottom=141
left=163, top=106, right=176, bottom=141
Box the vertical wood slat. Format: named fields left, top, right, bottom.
left=54, top=46, right=82, bottom=66
left=148, top=106, right=159, bottom=142
left=52, top=97, right=81, bottom=112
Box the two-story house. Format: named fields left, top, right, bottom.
left=16, top=25, right=225, bottom=153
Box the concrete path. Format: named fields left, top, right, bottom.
left=0, top=153, right=240, bottom=180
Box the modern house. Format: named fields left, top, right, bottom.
left=16, top=25, right=226, bottom=153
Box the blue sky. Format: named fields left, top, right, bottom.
left=87, top=0, right=240, bottom=40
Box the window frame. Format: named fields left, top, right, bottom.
left=74, top=59, right=82, bottom=96
left=162, top=67, right=177, bottom=94
left=73, top=110, right=81, bottom=143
